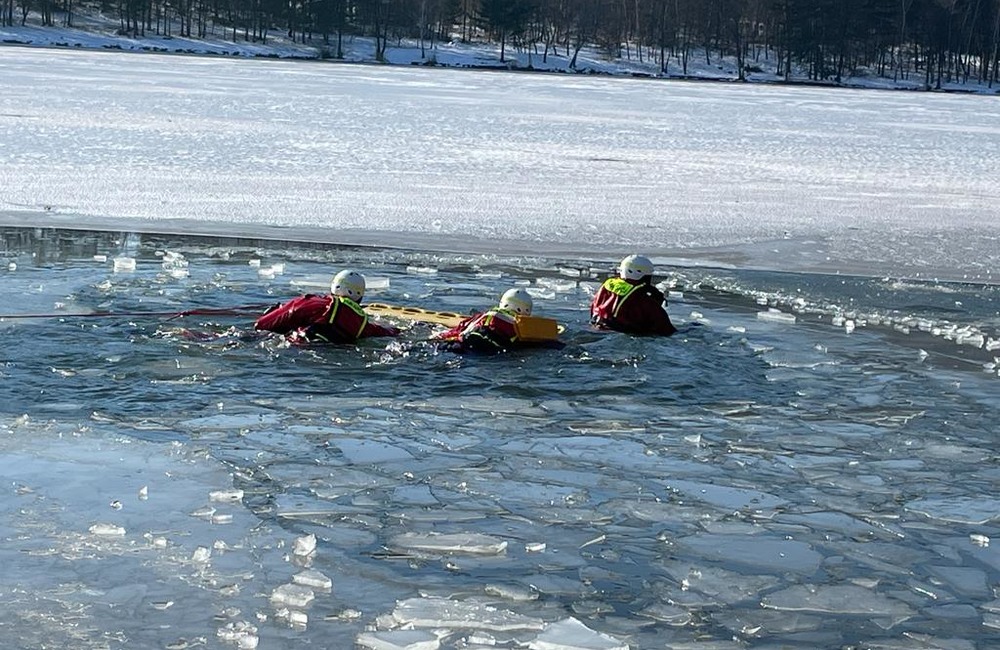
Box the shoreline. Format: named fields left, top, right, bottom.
left=3, top=25, right=998, bottom=96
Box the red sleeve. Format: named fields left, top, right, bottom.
left=254, top=295, right=331, bottom=334
left=434, top=315, right=478, bottom=341
left=361, top=319, right=401, bottom=338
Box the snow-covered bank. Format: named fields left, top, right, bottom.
left=4, top=14, right=999, bottom=95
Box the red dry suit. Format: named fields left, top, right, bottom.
left=590, top=277, right=677, bottom=336
left=435, top=308, right=523, bottom=354
left=254, top=294, right=399, bottom=344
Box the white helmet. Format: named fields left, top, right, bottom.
left=618, top=254, right=654, bottom=281
left=498, top=288, right=533, bottom=316
left=331, top=269, right=365, bottom=301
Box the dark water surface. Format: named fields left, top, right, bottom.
left=1, top=227, right=998, bottom=649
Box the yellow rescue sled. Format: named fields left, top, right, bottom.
left=365, top=303, right=563, bottom=343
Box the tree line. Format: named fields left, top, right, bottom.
left=4, top=0, right=999, bottom=89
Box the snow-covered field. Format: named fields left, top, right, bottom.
left=2, top=47, right=998, bottom=283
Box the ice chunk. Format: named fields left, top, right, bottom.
left=93, top=254, right=108, bottom=262
left=275, top=607, right=308, bottom=626
left=138, top=485, right=148, bottom=500
left=389, top=532, right=508, bottom=556
left=293, top=533, right=317, bottom=556
left=905, top=497, right=1000, bottom=525
left=637, top=602, right=692, bottom=625
left=192, top=546, right=212, bottom=563
left=89, top=523, right=126, bottom=536
left=761, top=584, right=915, bottom=626
left=664, top=479, right=787, bottom=511
left=527, top=617, right=629, bottom=650
left=248, top=259, right=261, bottom=267
left=391, top=596, right=544, bottom=631
left=292, top=569, right=332, bottom=590
left=406, top=266, right=438, bottom=275
left=484, top=583, right=538, bottom=601
left=356, top=629, right=442, bottom=650
left=270, top=583, right=315, bottom=608
left=525, top=542, right=547, bottom=553
left=113, top=257, right=136, bottom=272
left=970, top=533, right=990, bottom=547
left=926, top=565, right=989, bottom=597
left=210, top=489, right=245, bottom=502
left=756, top=309, right=795, bottom=324
left=218, top=621, right=259, bottom=649
left=365, top=275, right=391, bottom=290
left=661, top=564, right=781, bottom=605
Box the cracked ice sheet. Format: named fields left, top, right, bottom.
left=389, top=596, right=544, bottom=632
left=388, top=532, right=508, bottom=556
left=0, top=418, right=292, bottom=648
left=527, top=617, right=630, bottom=650
left=761, top=584, right=916, bottom=628
left=904, top=497, right=1000, bottom=525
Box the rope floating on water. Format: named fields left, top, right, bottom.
left=0, top=303, right=274, bottom=322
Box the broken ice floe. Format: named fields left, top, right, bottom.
left=292, top=568, right=332, bottom=590
left=905, top=497, right=1000, bottom=525
left=209, top=488, right=244, bottom=502
left=270, top=583, right=315, bottom=609
left=113, top=257, right=136, bottom=272
left=527, top=617, right=629, bottom=650
left=389, top=596, right=544, bottom=632
left=388, top=532, right=508, bottom=556
left=356, top=629, right=443, bottom=650
left=761, top=584, right=915, bottom=627
left=756, top=308, right=796, bottom=324
left=89, top=522, right=126, bottom=536
left=217, top=621, right=259, bottom=649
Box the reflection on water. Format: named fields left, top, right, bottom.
left=1, top=227, right=998, bottom=649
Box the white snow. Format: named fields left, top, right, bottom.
left=0, top=47, right=998, bottom=282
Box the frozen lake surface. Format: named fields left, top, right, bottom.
left=1, top=48, right=999, bottom=282
left=0, top=48, right=999, bottom=649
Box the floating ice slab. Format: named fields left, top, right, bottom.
left=757, top=309, right=796, bottom=324
left=663, top=479, right=787, bottom=511
left=89, top=522, right=126, bottom=536
left=905, top=497, right=1000, bottom=525
left=391, top=597, right=544, bottom=632
left=761, top=584, right=915, bottom=625
left=113, top=257, right=136, bottom=272
left=676, top=533, right=822, bottom=574
left=270, top=583, right=315, bottom=609
left=389, top=532, right=508, bottom=556
left=293, top=533, right=317, bottom=556
left=527, top=617, right=629, bottom=650
left=356, top=629, right=442, bottom=650
left=293, top=569, right=332, bottom=590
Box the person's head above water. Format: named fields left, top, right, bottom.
left=498, top=288, right=533, bottom=316
left=618, top=254, right=654, bottom=282
left=330, top=269, right=365, bottom=302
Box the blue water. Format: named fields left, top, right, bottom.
left=1, top=226, right=999, bottom=649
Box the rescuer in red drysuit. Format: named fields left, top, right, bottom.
left=254, top=269, right=399, bottom=344
left=434, top=288, right=540, bottom=354
left=590, top=254, right=677, bottom=336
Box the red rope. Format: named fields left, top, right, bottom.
left=0, top=303, right=274, bottom=321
